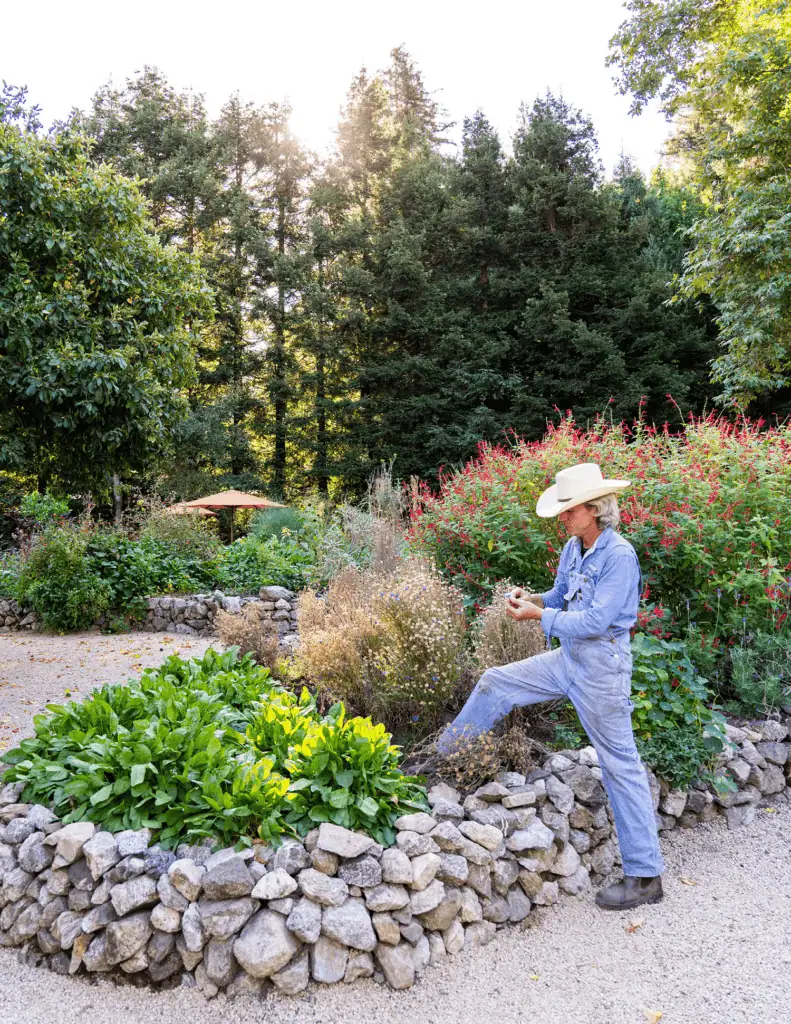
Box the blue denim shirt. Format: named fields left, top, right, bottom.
left=539, top=527, right=642, bottom=642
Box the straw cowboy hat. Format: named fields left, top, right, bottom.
left=536, top=462, right=631, bottom=518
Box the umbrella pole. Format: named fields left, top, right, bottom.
left=230, top=508, right=234, bottom=544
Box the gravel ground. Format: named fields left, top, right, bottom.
left=0, top=631, right=789, bottom=1024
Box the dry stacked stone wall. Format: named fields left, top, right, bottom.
left=0, top=588, right=299, bottom=640
left=0, top=713, right=788, bottom=997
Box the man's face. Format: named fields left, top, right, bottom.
left=557, top=503, right=597, bottom=537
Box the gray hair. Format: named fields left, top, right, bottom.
left=584, top=493, right=621, bottom=531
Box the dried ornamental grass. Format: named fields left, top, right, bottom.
left=216, top=605, right=280, bottom=674
left=297, top=560, right=469, bottom=727
left=471, top=581, right=547, bottom=673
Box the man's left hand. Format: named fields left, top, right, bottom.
left=505, top=597, right=543, bottom=622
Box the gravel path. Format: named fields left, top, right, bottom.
left=1, top=631, right=789, bottom=1024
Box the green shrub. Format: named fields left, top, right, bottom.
left=140, top=509, right=221, bottom=562
left=13, top=528, right=111, bottom=631
left=215, top=535, right=314, bottom=593
left=630, top=633, right=730, bottom=788
left=1, top=648, right=426, bottom=848
left=726, top=630, right=791, bottom=715
left=409, top=416, right=791, bottom=646
left=250, top=507, right=304, bottom=540
left=19, top=491, right=71, bottom=527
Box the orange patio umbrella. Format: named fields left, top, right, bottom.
left=163, top=502, right=217, bottom=518
left=182, top=489, right=286, bottom=542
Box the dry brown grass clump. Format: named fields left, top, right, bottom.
left=471, top=581, right=546, bottom=673
left=297, top=559, right=469, bottom=728
left=216, top=605, right=280, bottom=674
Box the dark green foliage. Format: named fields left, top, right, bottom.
left=630, top=633, right=729, bottom=789
left=1, top=648, right=427, bottom=847
left=0, top=85, right=212, bottom=494
left=12, top=530, right=112, bottom=631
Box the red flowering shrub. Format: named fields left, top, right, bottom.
left=409, top=413, right=791, bottom=647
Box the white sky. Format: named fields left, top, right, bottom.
left=3, top=0, right=670, bottom=176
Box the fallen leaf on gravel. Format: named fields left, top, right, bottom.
left=625, top=916, right=644, bottom=933
left=679, top=876, right=698, bottom=886
left=643, top=1010, right=663, bottom=1023
left=529, top=974, right=539, bottom=981
left=763, top=808, right=777, bottom=814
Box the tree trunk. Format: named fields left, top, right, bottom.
left=113, top=473, right=123, bottom=526
left=273, top=194, right=287, bottom=495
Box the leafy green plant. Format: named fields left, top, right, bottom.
left=284, top=703, right=428, bottom=847
left=630, top=632, right=730, bottom=788
left=13, top=528, right=111, bottom=631
left=726, top=630, right=791, bottom=715
left=250, top=507, right=305, bottom=540
left=1, top=648, right=426, bottom=848
left=19, top=492, right=71, bottom=527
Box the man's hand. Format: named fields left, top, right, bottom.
left=505, top=596, right=544, bottom=621
left=508, top=588, right=544, bottom=609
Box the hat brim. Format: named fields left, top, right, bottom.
left=535, top=480, right=631, bottom=518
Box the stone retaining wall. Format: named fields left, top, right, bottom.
left=0, top=588, right=299, bottom=639
left=0, top=599, right=34, bottom=631
left=141, top=587, right=299, bottom=638
left=0, top=714, right=788, bottom=997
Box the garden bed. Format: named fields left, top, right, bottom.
left=0, top=705, right=788, bottom=995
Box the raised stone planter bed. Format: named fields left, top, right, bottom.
left=0, top=713, right=788, bottom=997
left=0, top=587, right=299, bottom=640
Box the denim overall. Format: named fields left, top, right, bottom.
left=438, top=527, right=664, bottom=878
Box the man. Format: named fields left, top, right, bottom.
left=436, top=462, right=664, bottom=911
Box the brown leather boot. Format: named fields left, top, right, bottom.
left=595, top=875, right=663, bottom=911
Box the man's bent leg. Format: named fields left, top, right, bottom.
left=437, top=648, right=567, bottom=755
left=569, top=687, right=665, bottom=880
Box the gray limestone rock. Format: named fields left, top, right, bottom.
left=272, top=947, right=310, bottom=994
left=409, top=878, right=445, bottom=915
left=82, top=832, right=120, bottom=880
left=417, top=886, right=462, bottom=931
left=150, top=903, right=182, bottom=933
left=297, top=868, right=349, bottom=906
left=372, top=912, right=400, bottom=945
left=204, top=936, right=237, bottom=986
left=545, top=775, right=575, bottom=814
left=436, top=853, right=469, bottom=886
left=81, top=902, right=117, bottom=934
left=393, top=812, right=437, bottom=834
left=251, top=868, right=298, bottom=901
left=286, top=895, right=322, bottom=944
left=272, top=839, right=311, bottom=876
left=396, top=830, right=439, bottom=857
left=311, top=935, right=347, bottom=984
left=375, top=941, right=415, bottom=989
left=157, top=871, right=189, bottom=911
left=507, top=885, right=532, bottom=922
left=18, top=833, right=54, bottom=874
left=363, top=883, right=410, bottom=912
left=316, top=823, right=374, bottom=859
left=345, top=949, right=375, bottom=982
left=181, top=902, right=207, bottom=952
left=105, top=911, right=152, bottom=965
left=198, top=897, right=256, bottom=939
left=321, top=897, right=377, bottom=951
left=233, top=909, right=301, bottom=979
left=110, top=874, right=158, bottom=916
left=337, top=855, right=382, bottom=888
left=168, top=859, right=205, bottom=902
left=380, top=847, right=414, bottom=884
left=201, top=857, right=254, bottom=900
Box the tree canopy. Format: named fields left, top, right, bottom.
left=609, top=0, right=791, bottom=407
left=0, top=85, right=212, bottom=493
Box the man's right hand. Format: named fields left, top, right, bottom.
left=508, top=588, right=544, bottom=609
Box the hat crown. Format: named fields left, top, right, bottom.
left=555, top=463, right=604, bottom=501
